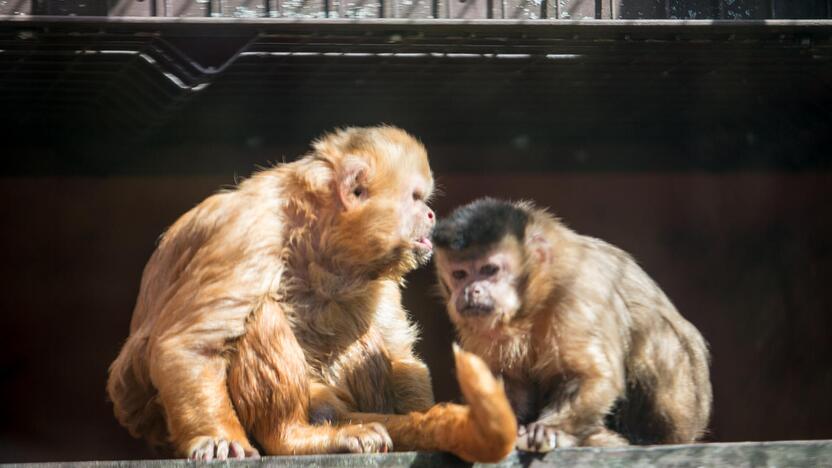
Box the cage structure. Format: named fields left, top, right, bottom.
left=1, top=2, right=832, bottom=465
left=2, top=17, right=831, bottom=174
left=2, top=0, right=832, bottom=19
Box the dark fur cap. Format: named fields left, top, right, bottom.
left=432, top=198, right=529, bottom=251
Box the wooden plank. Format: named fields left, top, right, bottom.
left=3, top=441, right=832, bottom=467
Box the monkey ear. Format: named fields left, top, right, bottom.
left=527, top=233, right=550, bottom=264
left=336, top=157, right=370, bottom=211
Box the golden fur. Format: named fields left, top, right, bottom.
left=106, top=127, right=516, bottom=462
left=435, top=200, right=712, bottom=448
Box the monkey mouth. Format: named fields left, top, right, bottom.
left=460, top=304, right=495, bottom=316
left=413, top=236, right=433, bottom=251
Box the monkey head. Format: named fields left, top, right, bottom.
left=432, top=198, right=531, bottom=330
left=305, top=126, right=435, bottom=277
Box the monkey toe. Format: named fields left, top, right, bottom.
left=188, top=437, right=258, bottom=461
left=338, top=423, right=393, bottom=453
left=230, top=440, right=260, bottom=459
left=516, top=423, right=565, bottom=452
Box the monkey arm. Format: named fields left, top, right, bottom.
left=373, top=282, right=436, bottom=413
left=533, top=332, right=627, bottom=440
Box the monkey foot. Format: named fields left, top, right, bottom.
left=188, top=437, right=260, bottom=461
left=516, top=423, right=577, bottom=452
left=336, top=422, right=393, bottom=453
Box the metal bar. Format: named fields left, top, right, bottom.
left=540, top=0, right=546, bottom=19
left=718, top=0, right=725, bottom=19
left=665, top=0, right=671, bottom=18
left=3, top=16, right=832, bottom=29
left=595, top=0, right=601, bottom=19
left=769, top=0, right=776, bottom=18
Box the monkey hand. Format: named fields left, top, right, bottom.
left=516, top=423, right=577, bottom=452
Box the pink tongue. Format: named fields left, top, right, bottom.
left=421, top=237, right=433, bottom=249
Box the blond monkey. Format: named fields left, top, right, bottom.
left=107, top=128, right=516, bottom=462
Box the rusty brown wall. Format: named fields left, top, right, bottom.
left=1, top=170, right=831, bottom=461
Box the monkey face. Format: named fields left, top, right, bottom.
left=435, top=238, right=524, bottom=329
left=314, top=127, right=435, bottom=275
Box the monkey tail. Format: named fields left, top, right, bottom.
left=451, top=344, right=517, bottom=462
left=106, top=334, right=169, bottom=449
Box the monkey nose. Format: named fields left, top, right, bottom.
left=427, top=209, right=435, bottom=222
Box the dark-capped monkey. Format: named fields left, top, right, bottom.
left=432, top=198, right=711, bottom=451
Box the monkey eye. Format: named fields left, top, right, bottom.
left=480, top=264, right=500, bottom=277
left=353, top=186, right=367, bottom=198
left=412, top=190, right=424, bottom=202
left=451, top=270, right=468, bottom=280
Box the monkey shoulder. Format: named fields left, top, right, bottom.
left=141, top=187, right=288, bottom=345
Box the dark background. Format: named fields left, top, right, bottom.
left=1, top=15, right=832, bottom=464
left=2, top=163, right=832, bottom=462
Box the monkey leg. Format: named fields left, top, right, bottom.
left=345, top=346, right=516, bottom=463
left=390, top=358, right=435, bottom=413
left=149, top=336, right=257, bottom=460
left=534, top=360, right=629, bottom=448
left=228, top=299, right=392, bottom=455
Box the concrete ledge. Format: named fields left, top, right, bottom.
left=7, top=440, right=832, bottom=467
